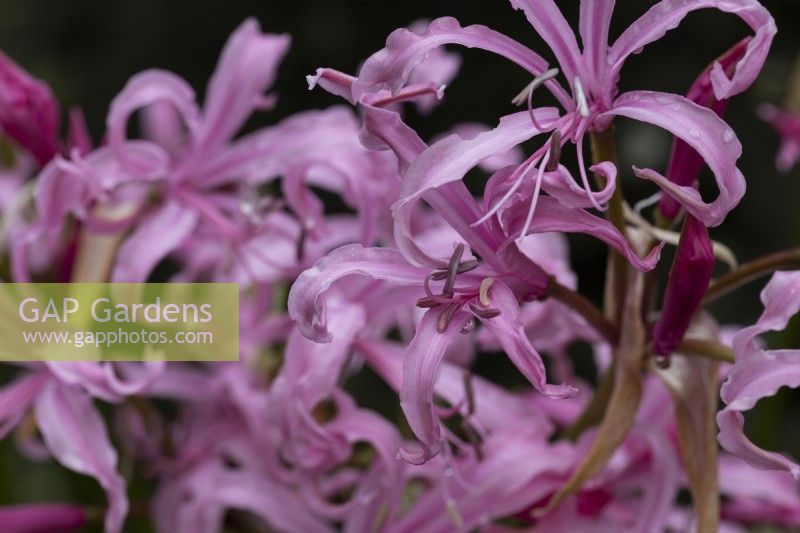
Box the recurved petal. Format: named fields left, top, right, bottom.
left=609, top=0, right=776, bottom=99
left=506, top=196, right=663, bottom=272
left=399, top=306, right=471, bottom=464
left=476, top=280, right=577, bottom=398
left=287, top=244, right=428, bottom=342
left=606, top=91, right=745, bottom=227
left=352, top=17, right=569, bottom=106
left=34, top=382, right=128, bottom=533
left=106, top=70, right=200, bottom=152
left=732, top=271, right=800, bottom=359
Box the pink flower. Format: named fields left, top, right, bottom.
left=759, top=104, right=800, bottom=172
left=335, top=0, right=774, bottom=228
left=718, top=270, right=800, bottom=478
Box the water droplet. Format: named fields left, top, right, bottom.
left=722, top=128, right=735, bottom=143
left=688, top=128, right=700, bottom=138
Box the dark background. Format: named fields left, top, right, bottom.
left=0, top=1, right=799, bottom=530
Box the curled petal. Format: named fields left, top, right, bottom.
left=506, top=196, right=663, bottom=272
left=609, top=0, right=776, bottom=99
left=287, top=244, right=428, bottom=342
left=605, top=91, right=745, bottom=227
left=477, top=280, right=577, bottom=398
left=106, top=70, right=200, bottom=152
left=541, top=162, right=616, bottom=209
left=393, top=109, right=559, bottom=268
left=732, top=271, right=800, bottom=358
left=659, top=38, right=751, bottom=219
left=35, top=382, right=128, bottom=533
left=718, top=351, right=800, bottom=478
left=399, top=306, right=471, bottom=464
left=353, top=16, right=570, bottom=107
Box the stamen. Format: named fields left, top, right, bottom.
left=479, top=278, right=494, bottom=307
left=416, top=296, right=441, bottom=309
left=573, top=77, right=590, bottom=118
left=512, top=68, right=560, bottom=132
left=430, top=259, right=479, bottom=280
left=442, top=244, right=465, bottom=297
left=512, top=68, right=560, bottom=106
left=437, top=303, right=462, bottom=333
left=518, top=149, right=550, bottom=241
left=471, top=157, right=537, bottom=227
left=545, top=129, right=562, bottom=172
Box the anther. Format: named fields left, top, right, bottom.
left=512, top=68, right=560, bottom=106
left=479, top=278, right=494, bottom=307
left=416, top=296, right=442, bottom=309
left=545, top=130, right=562, bottom=172
left=513, top=68, right=560, bottom=131
left=437, top=303, right=461, bottom=333
left=430, top=259, right=479, bottom=281
left=469, top=304, right=501, bottom=319
left=442, top=244, right=465, bottom=297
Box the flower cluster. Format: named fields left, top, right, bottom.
left=1, top=1, right=800, bottom=532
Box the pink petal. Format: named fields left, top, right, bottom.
left=578, top=0, right=615, bottom=96
left=505, top=196, right=663, bottom=272
left=477, top=280, right=577, bottom=398
left=0, top=371, right=49, bottom=439
left=609, top=0, right=776, bottom=99
left=352, top=16, right=570, bottom=107
left=399, top=306, right=472, bottom=464
left=106, top=70, right=200, bottom=153
left=34, top=382, right=128, bottom=533
left=287, top=244, right=428, bottom=342
left=197, top=18, right=289, bottom=151
left=510, top=0, right=584, bottom=84
left=111, top=200, right=197, bottom=282
left=605, top=91, right=745, bottom=227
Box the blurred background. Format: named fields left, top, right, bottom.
left=0, top=1, right=799, bottom=530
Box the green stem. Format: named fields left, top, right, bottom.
left=677, top=338, right=735, bottom=364
left=702, top=247, right=800, bottom=306
left=590, top=129, right=627, bottom=321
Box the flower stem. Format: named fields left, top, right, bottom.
left=547, top=278, right=618, bottom=345
left=676, top=338, right=735, bottom=364
left=590, top=129, right=627, bottom=321
left=702, top=246, right=800, bottom=306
